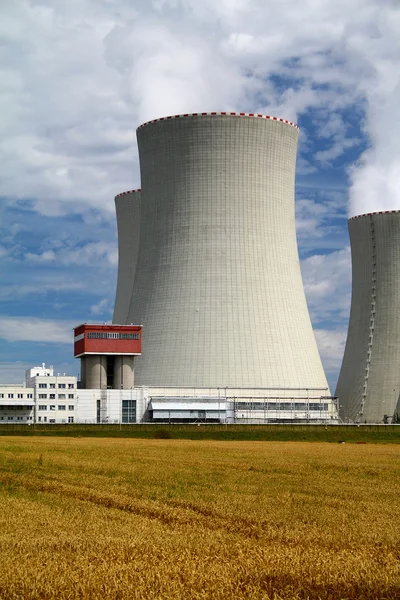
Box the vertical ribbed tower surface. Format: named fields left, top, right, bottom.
left=113, top=190, right=141, bottom=325
left=336, top=211, right=400, bottom=423
left=124, top=112, right=329, bottom=389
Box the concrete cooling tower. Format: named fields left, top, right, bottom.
left=116, top=112, right=329, bottom=391
left=113, top=190, right=141, bottom=325
left=336, top=211, right=400, bottom=423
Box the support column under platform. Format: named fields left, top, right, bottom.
left=113, top=355, right=134, bottom=389
left=80, top=355, right=108, bottom=389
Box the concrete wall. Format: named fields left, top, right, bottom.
left=121, top=113, right=328, bottom=390
left=113, top=355, right=134, bottom=389
left=336, top=212, right=400, bottom=422
left=113, top=190, right=141, bottom=324
left=75, top=388, right=144, bottom=423
left=81, top=355, right=107, bottom=389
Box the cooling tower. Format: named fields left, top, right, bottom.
left=120, top=112, right=329, bottom=389
left=113, top=190, right=141, bottom=324
left=336, top=211, right=400, bottom=423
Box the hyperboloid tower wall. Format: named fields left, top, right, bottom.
left=122, top=112, right=329, bottom=389
left=336, top=211, right=400, bottom=423
left=113, top=190, right=141, bottom=324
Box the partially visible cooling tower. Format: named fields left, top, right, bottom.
left=336, top=211, right=400, bottom=423
left=113, top=190, right=141, bottom=324
left=119, top=112, right=329, bottom=390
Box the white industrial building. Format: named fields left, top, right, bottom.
left=0, top=384, right=34, bottom=424
left=0, top=365, right=76, bottom=425
left=0, top=364, right=337, bottom=424
left=25, top=364, right=76, bottom=424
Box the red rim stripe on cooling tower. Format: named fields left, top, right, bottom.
left=115, top=189, right=141, bottom=199
left=350, top=210, right=400, bottom=220
left=137, top=112, right=299, bottom=131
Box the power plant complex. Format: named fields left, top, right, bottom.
left=4, top=113, right=400, bottom=424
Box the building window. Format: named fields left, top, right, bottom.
left=38, top=416, right=41, bottom=422
left=38, top=394, right=47, bottom=399
left=68, top=416, right=74, bottom=423
left=43, top=416, right=47, bottom=423
left=49, top=405, right=56, bottom=411
left=17, top=394, right=23, bottom=399
left=120, top=333, right=140, bottom=340
left=97, top=399, right=101, bottom=424
left=8, top=394, right=14, bottom=399
left=87, top=332, right=139, bottom=340
left=49, top=419, right=55, bottom=423
left=27, top=394, right=33, bottom=399
left=68, top=405, right=74, bottom=411
left=68, top=383, right=74, bottom=389
left=8, top=416, right=13, bottom=421
left=38, top=405, right=47, bottom=411
left=68, top=394, right=74, bottom=399
left=122, top=400, right=136, bottom=424
left=58, top=394, right=66, bottom=399
left=38, top=383, right=47, bottom=389
left=50, top=383, right=55, bottom=389
left=58, top=384, right=66, bottom=389
left=58, top=405, right=66, bottom=410
left=49, top=394, right=56, bottom=399
left=0, top=394, right=3, bottom=398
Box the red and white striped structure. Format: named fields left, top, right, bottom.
left=137, top=111, right=299, bottom=130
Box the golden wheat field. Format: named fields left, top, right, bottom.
left=0, top=438, right=399, bottom=600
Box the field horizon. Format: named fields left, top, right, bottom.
left=1, top=423, right=400, bottom=444
left=1, top=437, right=399, bottom=599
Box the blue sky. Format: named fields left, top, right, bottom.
left=1, top=0, right=400, bottom=391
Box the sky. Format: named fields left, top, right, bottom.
left=1, top=0, right=400, bottom=391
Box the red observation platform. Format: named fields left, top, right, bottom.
left=73, top=324, right=142, bottom=358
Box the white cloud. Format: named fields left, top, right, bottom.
left=348, top=5, right=400, bottom=216
left=90, top=298, right=112, bottom=316
left=24, top=242, right=118, bottom=268
left=315, top=137, right=360, bottom=166
left=301, top=247, right=352, bottom=324
left=295, top=192, right=348, bottom=251
left=315, top=328, right=347, bottom=374
left=0, top=0, right=399, bottom=217
left=0, top=281, right=85, bottom=300
left=0, top=317, right=75, bottom=343
left=24, top=250, right=56, bottom=263
left=0, top=361, right=35, bottom=384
